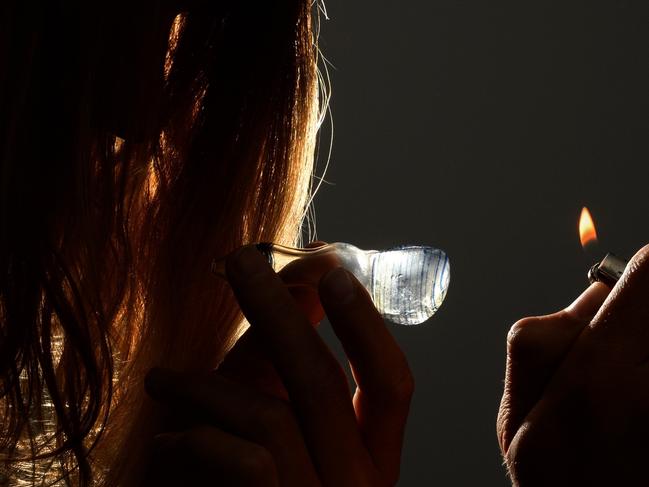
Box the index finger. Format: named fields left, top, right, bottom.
left=582, top=244, right=649, bottom=363
left=498, top=281, right=610, bottom=454
left=218, top=241, right=330, bottom=394
left=218, top=242, right=330, bottom=397
left=225, top=246, right=374, bottom=482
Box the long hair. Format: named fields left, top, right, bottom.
left=0, top=1, right=322, bottom=484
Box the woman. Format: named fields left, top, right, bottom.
left=0, top=1, right=413, bottom=485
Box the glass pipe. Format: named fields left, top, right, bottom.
left=211, top=242, right=450, bottom=325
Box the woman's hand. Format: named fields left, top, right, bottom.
left=144, top=244, right=413, bottom=486
left=498, top=244, right=649, bottom=486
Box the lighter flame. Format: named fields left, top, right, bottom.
left=579, top=206, right=598, bottom=248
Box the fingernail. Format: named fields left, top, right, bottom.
left=233, top=246, right=269, bottom=278
left=306, top=240, right=328, bottom=248
left=322, top=267, right=356, bottom=305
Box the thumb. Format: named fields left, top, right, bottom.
left=497, top=282, right=610, bottom=453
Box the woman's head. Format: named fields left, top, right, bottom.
left=0, top=1, right=323, bottom=484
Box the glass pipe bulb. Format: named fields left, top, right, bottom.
left=211, top=242, right=450, bottom=325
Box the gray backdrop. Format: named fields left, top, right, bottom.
left=313, top=1, right=649, bottom=485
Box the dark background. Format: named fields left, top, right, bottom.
left=313, top=2, right=649, bottom=485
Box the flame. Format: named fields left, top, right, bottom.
left=579, top=207, right=598, bottom=248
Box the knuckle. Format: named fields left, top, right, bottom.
left=367, top=364, right=415, bottom=410
left=307, top=360, right=350, bottom=395
left=176, top=426, right=213, bottom=455
left=325, top=370, right=354, bottom=399
left=255, top=288, right=301, bottom=321
left=159, top=432, right=204, bottom=466
left=299, top=369, right=351, bottom=410
left=171, top=427, right=278, bottom=485
left=502, top=422, right=552, bottom=485
left=385, top=367, right=415, bottom=403
left=238, top=445, right=277, bottom=482
left=252, top=400, right=295, bottom=438
left=506, top=317, right=540, bottom=356
left=505, top=439, right=531, bottom=484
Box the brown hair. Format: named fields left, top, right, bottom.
left=0, top=1, right=322, bottom=484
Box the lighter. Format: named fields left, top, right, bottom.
left=588, top=253, right=628, bottom=287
